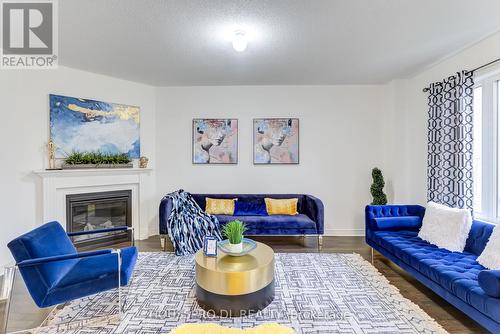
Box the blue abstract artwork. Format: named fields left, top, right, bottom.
left=50, top=94, right=140, bottom=158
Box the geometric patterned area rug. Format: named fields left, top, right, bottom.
left=44, top=252, right=448, bottom=334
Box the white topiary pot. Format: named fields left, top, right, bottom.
left=226, top=242, right=243, bottom=253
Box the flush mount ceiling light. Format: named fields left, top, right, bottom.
left=232, top=30, right=248, bottom=52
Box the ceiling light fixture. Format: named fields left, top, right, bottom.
left=232, top=30, right=248, bottom=52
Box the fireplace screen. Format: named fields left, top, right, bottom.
left=66, top=190, right=132, bottom=248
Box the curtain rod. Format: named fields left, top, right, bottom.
left=422, top=57, right=500, bottom=92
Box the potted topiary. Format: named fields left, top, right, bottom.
left=370, top=167, right=388, bottom=205
left=221, top=220, right=247, bottom=253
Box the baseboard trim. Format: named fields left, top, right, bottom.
left=153, top=230, right=366, bottom=238
left=324, top=229, right=365, bottom=237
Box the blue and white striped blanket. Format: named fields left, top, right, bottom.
left=164, top=190, right=222, bottom=255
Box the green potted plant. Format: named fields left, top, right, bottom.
left=221, top=220, right=247, bottom=253
left=62, top=151, right=133, bottom=169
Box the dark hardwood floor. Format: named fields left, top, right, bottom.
left=0, top=236, right=487, bottom=333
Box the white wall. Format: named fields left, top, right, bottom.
left=155, top=85, right=391, bottom=236
left=0, top=66, right=157, bottom=270
left=389, top=31, right=500, bottom=205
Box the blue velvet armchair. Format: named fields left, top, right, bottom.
left=4, top=221, right=137, bottom=332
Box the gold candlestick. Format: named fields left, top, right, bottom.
left=47, top=139, right=56, bottom=169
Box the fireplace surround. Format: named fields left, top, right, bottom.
left=34, top=168, right=153, bottom=242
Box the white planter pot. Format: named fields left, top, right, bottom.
left=226, top=242, right=243, bottom=253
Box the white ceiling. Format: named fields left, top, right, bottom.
left=59, top=0, right=500, bottom=86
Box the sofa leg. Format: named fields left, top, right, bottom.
left=160, top=235, right=166, bottom=251
left=317, top=235, right=323, bottom=252
left=371, top=247, right=374, bottom=265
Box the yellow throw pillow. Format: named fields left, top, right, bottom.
left=205, top=198, right=236, bottom=215
left=170, top=323, right=294, bottom=334
left=264, top=198, right=298, bottom=215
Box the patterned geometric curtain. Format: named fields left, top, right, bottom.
left=427, top=70, right=474, bottom=209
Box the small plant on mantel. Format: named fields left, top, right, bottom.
left=221, top=220, right=247, bottom=253
left=63, top=151, right=132, bottom=169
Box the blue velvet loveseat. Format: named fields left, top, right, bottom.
left=160, top=193, right=324, bottom=250
left=365, top=205, right=500, bottom=333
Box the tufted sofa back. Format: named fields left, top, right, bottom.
left=191, top=194, right=307, bottom=213
left=365, top=205, right=425, bottom=220
left=365, top=205, right=426, bottom=231
left=464, top=220, right=495, bottom=256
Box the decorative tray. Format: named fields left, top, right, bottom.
left=218, top=238, right=257, bottom=256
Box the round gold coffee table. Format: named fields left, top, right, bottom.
left=195, top=241, right=275, bottom=317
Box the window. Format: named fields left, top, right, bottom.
left=473, top=70, right=500, bottom=223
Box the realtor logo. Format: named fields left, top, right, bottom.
left=1, top=0, right=58, bottom=68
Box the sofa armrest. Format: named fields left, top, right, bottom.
left=67, top=226, right=132, bottom=237
left=479, top=270, right=500, bottom=298
left=302, top=195, right=324, bottom=234
left=159, top=197, right=173, bottom=235
left=365, top=205, right=425, bottom=232
left=17, top=249, right=113, bottom=267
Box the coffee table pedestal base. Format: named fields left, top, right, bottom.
left=196, top=280, right=275, bottom=317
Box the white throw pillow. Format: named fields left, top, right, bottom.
left=477, top=224, right=500, bottom=270
left=418, top=202, right=472, bottom=252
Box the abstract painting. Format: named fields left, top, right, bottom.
left=254, top=118, right=299, bottom=164
left=193, top=119, right=238, bottom=164
left=50, top=94, right=140, bottom=158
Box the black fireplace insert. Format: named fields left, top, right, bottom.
left=66, top=190, right=132, bottom=249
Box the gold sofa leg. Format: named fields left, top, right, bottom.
left=371, top=247, right=374, bottom=264
left=160, top=235, right=167, bottom=251
left=318, top=235, right=323, bottom=252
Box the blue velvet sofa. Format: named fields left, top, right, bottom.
left=159, top=193, right=324, bottom=250
left=365, top=205, right=500, bottom=333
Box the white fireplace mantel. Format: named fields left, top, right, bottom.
left=34, top=168, right=154, bottom=240
left=34, top=168, right=152, bottom=177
